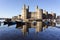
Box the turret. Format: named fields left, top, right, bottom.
left=22, top=4, right=26, bottom=10
left=43, top=10, right=48, bottom=19
left=36, top=5, right=39, bottom=11
left=27, top=5, right=29, bottom=10
left=51, top=12, right=56, bottom=19
left=21, top=4, right=28, bottom=20
left=43, top=10, right=48, bottom=15
left=36, top=6, right=43, bottom=20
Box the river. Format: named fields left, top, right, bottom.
left=0, top=20, right=60, bottom=40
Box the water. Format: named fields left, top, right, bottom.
left=0, top=22, right=60, bottom=40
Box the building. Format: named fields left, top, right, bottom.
left=12, top=4, right=56, bottom=21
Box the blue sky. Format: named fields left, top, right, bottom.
left=0, top=0, right=60, bottom=18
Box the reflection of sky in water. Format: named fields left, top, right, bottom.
left=0, top=23, right=60, bottom=40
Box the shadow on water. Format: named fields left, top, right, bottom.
left=0, top=21, right=60, bottom=40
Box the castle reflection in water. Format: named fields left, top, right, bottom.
left=20, top=21, right=56, bottom=35
left=2, top=21, right=56, bottom=35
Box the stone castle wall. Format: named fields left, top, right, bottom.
left=12, top=5, right=56, bottom=21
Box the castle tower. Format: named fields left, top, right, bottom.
left=21, top=4, right=29, bottom=21
left=27, top=5, right=30, bottom=19
left=43, top=10, right=48, bottom=19
left=52, top=13, right=56, bottom=19
left=27, top=5, right=29, bottom=10
left=51, top=12, right=56, bottom=19
left=36, top=5, right=38, bottom=10
left=36, top=6, right=43, bottom=20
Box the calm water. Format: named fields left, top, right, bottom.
left=0, top=22, right=60, bottom=40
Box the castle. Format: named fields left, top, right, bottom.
left=12, top=4, right=56, bottom=21
left=4, top=4, right=56, bottom=33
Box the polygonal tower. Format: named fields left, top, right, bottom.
left=36, top=6, right=43, bottom=20
left=21, top=4, right=29, bottom=20
left=51, top=12, right=56, bottom=19
left=43, top=10, right=48, bottom=19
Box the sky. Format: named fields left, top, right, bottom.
left=0, top=0, right=60, bottom=18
